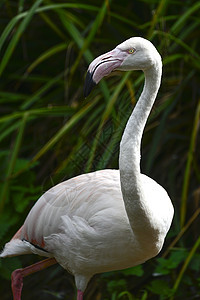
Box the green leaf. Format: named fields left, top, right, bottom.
left=147, top=280, right=173, bottom=297
left=107, top=279, right=127, bottom=294
left=120, top=265, right=144, bottom=277
left=155, top=249, right=188, bottom=275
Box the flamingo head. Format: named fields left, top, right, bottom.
left=84, top=37, right=161, bottom=97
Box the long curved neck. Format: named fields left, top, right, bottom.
left=119, top=61, right=162, bottom=233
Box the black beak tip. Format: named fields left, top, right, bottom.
left=84, top=71, right=96, bottom=98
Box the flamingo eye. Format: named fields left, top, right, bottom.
left=128, top=49, right=135, bottom=54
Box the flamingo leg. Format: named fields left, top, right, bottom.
left=77, top=289, right=84, bottom=300
left=11, top=257, right=57, bottom=300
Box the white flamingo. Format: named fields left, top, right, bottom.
left=0, top=37, right=174, bottom=300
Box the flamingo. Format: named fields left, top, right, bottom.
left=0, top=37, right=174, bottom=300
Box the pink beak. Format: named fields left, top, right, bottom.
left=84, top=48, right=126, bottom=97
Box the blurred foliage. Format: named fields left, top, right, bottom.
left=0, top=0, right=200, bottom=299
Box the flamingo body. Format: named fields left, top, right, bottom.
left=1, top=170, right=173, bottom=291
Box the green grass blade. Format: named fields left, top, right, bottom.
left=0, top=3, right=98, bottom=53
left=153, top=30, right=200, bottom=62
left=26, top=43, right=68, bottom=74
left=58, top=14, right=93, bottom=63
left=29, top=100, right=99, bottom=166
left=21, top=72, right=64, bottom=110
left=0, top=106, right=74, bottom=124
left=70, top=0, right=110, bottom=75
left=0, top=17, right=19, bottom=53
left=18, top=0, right=25, bottom=13
left=162, top=208, right=200, bottom=258
left=147, top=0, right=168, bottom=38
left=0, top=0, right=43, bottom=77
left=171, top=235, right=200, bottom=299
left=85, top=72, right=131, bottom=172
left=171, top=2, right=200, bottom=35
left=0, top=91, right=27, bottom=103
left=180, top=99, right=200, bottom=227
left=0, top=121, right=21, bottom=143
left=145, top=96, right=174, bottom=173
left=39, top=11, right=67, bottom=41
left=0, top=112, right=28, bottom=212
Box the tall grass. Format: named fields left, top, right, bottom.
left=0, top=0, right=199, bottom=299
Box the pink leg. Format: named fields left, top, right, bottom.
left=11, top=269, right=23, bottom=300
left=11, top=257, right=57, bottom=300
left=77, top=290, right=84, bottom=300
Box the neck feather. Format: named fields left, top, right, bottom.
left=119, top=61, right=162, bottom=231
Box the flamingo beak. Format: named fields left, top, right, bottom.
left=84, top=48, right=126, bottom=97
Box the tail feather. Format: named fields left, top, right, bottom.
left=0, top=239, right=53, bottom=258
left=0, top=239, right=32, bottom=258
